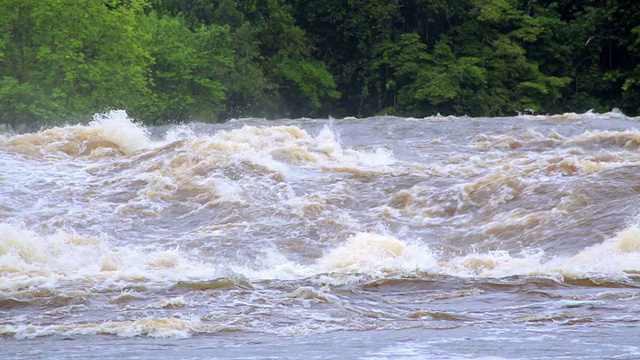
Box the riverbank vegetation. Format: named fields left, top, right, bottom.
left=1, top=0, right=638, bottom=127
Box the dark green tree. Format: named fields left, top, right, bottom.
left=148, top=0, right=340, bottom=119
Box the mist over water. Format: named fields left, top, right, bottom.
left=2, top=110, right=640, bottom=359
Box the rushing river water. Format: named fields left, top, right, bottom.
left=1, top=110, right=640, bottom=359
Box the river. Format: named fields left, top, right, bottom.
left=1, top=110, right=639, bottom=359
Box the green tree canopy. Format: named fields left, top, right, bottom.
left=0, top=0, right=151, bottom=126
left=1, top=0, right=639, bottom=128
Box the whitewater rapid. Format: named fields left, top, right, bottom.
left=2, top=110, right=640, bottom=359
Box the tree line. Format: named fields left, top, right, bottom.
left=1, top=0, right=638, bottom=128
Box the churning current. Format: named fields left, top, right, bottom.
left=1, top=111, right=640, bottom=359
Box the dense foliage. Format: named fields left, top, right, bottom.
left=1, top=0, right=638, bottom=126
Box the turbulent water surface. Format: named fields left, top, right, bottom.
left=1, top=111, right=640, bottom=359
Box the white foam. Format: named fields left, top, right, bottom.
left=164, top=124, right=197, bottom=143
left=231, top=248, right=314, bottom=281
left=2, top=110, right=152, bottom=158
left=0, top=224, right=219, bottom=292
left=314, top=232, right=439, bottom=275
left=87, top=110, right=151, bottom=154
left=1, top=316, right=204, bottom=339
left=198, top=124, right=396, bottom=172
left=444, top=223, right=640, bottom=279
left=240, top=223, right=640, bottom=283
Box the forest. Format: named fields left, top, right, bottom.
left=0, top=0, right=639, bottom=127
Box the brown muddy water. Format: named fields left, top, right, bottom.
left=1, top=110, right=640, bottom=359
